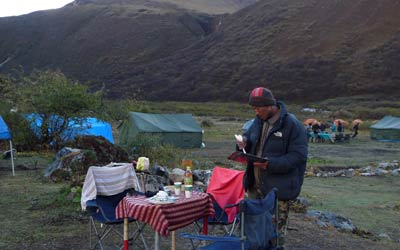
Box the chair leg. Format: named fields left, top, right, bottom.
left=89, top=217, right=107, bottom=250
left=130, top=221, right=149, bottom=250
left=227, top=217, right=240, bottom=236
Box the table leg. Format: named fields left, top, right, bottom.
left=171, top=231, right=176, bottom=250
left=124, top=218, right=129, bottom=250
left=202, top=216, right=208, bottom=235
left=155, top=232, right=160, bottom=250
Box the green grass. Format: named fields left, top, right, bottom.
left=307, top=132, right=400, bottom=167
left=1, top=98, right=400, bottom=248
left=102, top=99, right=256, bottom=121
left=301, top=176, right=400, bottom=240
left=0, top=154, right=88, bottom=249
left=0, top=169, right=87, bottom=249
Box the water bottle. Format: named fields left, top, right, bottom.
left=183, top=166, right=193, bottom=186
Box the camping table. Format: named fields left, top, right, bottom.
left=116, top=191, right=215, bottom=250
left=318, top=132, right=333, bottom=142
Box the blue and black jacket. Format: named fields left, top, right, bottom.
left=242, top=101, right=308, bottom=201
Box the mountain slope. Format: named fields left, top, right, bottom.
left=117, top=0, right=400, bottom=102
left=0, top=0, right=399, bottom=102
left=0, top=0, right=217, bottom=84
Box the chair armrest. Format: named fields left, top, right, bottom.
left=224, top=203, right=240, bottom=209
left=86, top=199, right=115, bottom=223
left=180, top=233, right=243, bottom=242
left=86, top=199, right=98, bottom=209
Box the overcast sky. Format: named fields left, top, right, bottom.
left=0, top=0, right=73, bottom=17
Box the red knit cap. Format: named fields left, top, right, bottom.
left=248, top=87, right=276, bottom=106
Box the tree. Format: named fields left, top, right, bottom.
left=0, top=74, right=15, bottom=108
left=17, top=71, right=103, bottom=149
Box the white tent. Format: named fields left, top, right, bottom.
left=0, top=115, right=15, bottom=176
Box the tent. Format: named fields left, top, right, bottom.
left=0, top=115, right=15, bottom=176
left=26, top=114, right=114, bottom=144
left=118, top=112, right=203, bottom=148
left=370, top=116, right=400, bottom=142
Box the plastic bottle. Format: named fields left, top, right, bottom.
left=183, top=166, right=193, bottom=186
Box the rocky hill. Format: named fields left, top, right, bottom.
left=0, top=0, right=399, bottom=102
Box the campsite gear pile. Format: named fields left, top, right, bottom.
left=136, top=156, right=150, bottom=171
left=44, top=135, right=129, bottom=182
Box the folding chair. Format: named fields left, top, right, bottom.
left=181, top=188, right=280, bottom=250
left=204, top=167, right=245, bottom=236
left=81, top=163, right=148, bottom=250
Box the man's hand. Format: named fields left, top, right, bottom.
left=235, top=135, right=247, bottom=151
left=253, top=161, right=268, bottom=170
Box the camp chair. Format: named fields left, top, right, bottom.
left=81, top=163, right=148, bottom=250
left=181, top=188, right=280, bottom=250
left=201, top=167, right=245, bottom=236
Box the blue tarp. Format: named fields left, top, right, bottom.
left=26, top=114, right=114, bottom=143
left=0, top=115, right=11, bottom=140
left=67, top=117, right=114, bottom=144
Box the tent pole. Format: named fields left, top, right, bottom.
left=9, top=140, right=15, bottom=176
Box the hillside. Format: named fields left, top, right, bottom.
left=121, top=0, right=400, bottom=102
left=0, top=0, right=399, bottom=102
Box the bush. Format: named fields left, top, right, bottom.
left=353, top=107, right=400, bottom=120
left=130, top=134, right=162, bottom=157
left=151, top=144, right=182, bottom=167
left=201, top=119, right=214, bottom=127
left=129, top=134, right=182, bottom=167
left=16, top=71, right=103, bottom=150
left=2, top=112, right=41, bottom=151
left=332, top=109, right=353, bottom=119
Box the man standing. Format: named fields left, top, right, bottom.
left=352, top=122, right=360, bottom=138
left=237, top=87, right=308, bottom=247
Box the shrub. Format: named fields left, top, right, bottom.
left=130, top=133, right=162, bottom=157
left=129, top=134, right=182, bottom=168
left=2, top=112, right=41, bottom=151
left=331, top=109, right=353, bottom=119
left=201, top=119, right=214, bottom=127
left=151, top=144, right=182, bottom=168
left=16, top=71, right=103, bottom=150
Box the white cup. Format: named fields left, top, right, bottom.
left=174, top=182, right=182, bottom=196
left=184, top=185, right=192, bottom=198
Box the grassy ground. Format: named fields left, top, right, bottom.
left=0, top=161, right=87, bottom=249
left=306, top=131, right=400, bottom=167
left=193, top=117, right=400, bottom=243
left=1, top=157, right=399, bottom=250
left=1, top=100, right=400, bottom=249
left=302, top=176, right=400, bottom=240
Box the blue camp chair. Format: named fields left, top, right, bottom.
left=81, top=163, right=147, bottom=249
left=181, top=188, right=280, bottom=250
left=87, top=189, right=148, bottom=250
left=206, top=198, right=241, bottom=236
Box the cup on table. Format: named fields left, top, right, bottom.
left=184, top=185, right=192, bottom=198
left=174, top=182, right=182, bottom=196
left=163, top=187, right=172, bottom=196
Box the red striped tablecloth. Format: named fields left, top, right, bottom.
left=116, top=192, right=214, bottom=236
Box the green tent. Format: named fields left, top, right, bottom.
left=118, top=112, right=203, bottom=148
left=370, top=116, right=400, bottom=142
